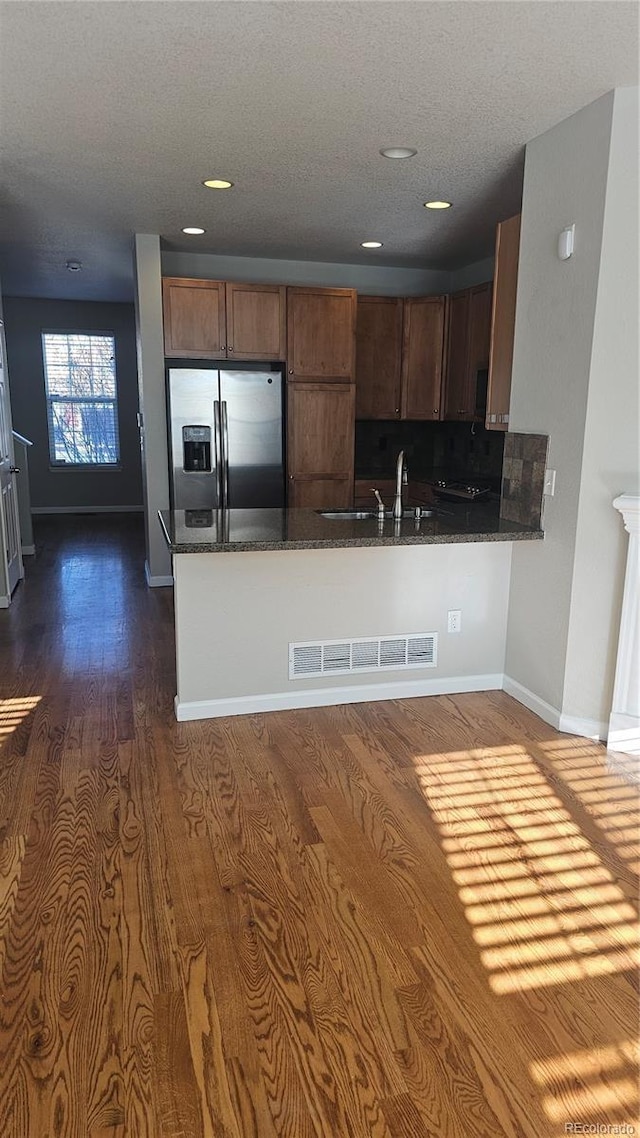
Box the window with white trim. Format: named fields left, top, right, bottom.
left=42, top=332, right=120, bottom=465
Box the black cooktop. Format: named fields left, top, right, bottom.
left=432, top=480, right=491, bottom=502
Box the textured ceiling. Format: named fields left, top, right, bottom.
left=0, top=1, right=637, bottom=302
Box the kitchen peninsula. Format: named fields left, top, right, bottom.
left=160, top=503, right=543, bottom=721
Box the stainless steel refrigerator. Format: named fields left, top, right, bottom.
left=167, top=363, right=285, bottom=510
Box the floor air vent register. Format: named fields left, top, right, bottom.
left=289, top=633, right=438, bottom=679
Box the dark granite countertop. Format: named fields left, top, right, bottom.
left=159, top=503, right=543, bottom=554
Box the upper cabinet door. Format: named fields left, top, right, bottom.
left=442, top=290, right=471, bottom=419
left=225, top=283, right=286, bottom=361
left=400, top=296, right=447, bottom=420
left=355, top=297, right=403, bottom=419
left=467, top=283, right=493, bottom=376
left=486, top=214, right=521, bottom=431
left=443, top=283, right=493, bottom=421
left=163, top=278, right=227, bottom=358
left=286, top=287, right=356, bottom=382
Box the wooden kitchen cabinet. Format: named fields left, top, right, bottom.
left=442, top=282, right=492, bottom=421
left=286, top=287, right=356, bottom=383
left=163, top=278, right=227, bottom=358
left=355, top=294, right=447, bottom=421
left=442, top=290, right=469, bottom=419
left=401, top=296, right=447, bottom=420
left=162, top=278, right=286, bottom=360
left=225, top=282, right=286, bottom=360
left=288, top=476, right=354, bottom=509
left=287, top=382, right=355, bottom=508
left=355, top=297, right=403, bottom=418
left=486, top=213, right=521, bottom=431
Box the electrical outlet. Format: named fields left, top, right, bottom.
left=447, top=610, right=462, bottom=634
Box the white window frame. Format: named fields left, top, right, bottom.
left=41, top=330, right=121, bottom=468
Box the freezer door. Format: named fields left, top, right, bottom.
left=219, top=369, right=285, bottom=508
left=167, top=369, right=221, bottom=509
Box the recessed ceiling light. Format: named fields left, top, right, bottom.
left=182, top=227, right=206, bottom=235
left=361, top=241, right=383, bottom=249
left=380, top=147, right=417, bottom=160
left=202, top=178, right=234, bottom=189
left=424, top=200, right=452, bottom=209
left=65, top=260, right=82, bottom=272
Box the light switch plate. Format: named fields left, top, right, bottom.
left=544, top=469, right=556, bottom=496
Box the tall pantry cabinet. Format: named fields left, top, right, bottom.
left=285, top=287, right=357, bottom=508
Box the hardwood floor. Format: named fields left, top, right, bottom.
left=1, top=514, right=638, bottom=1137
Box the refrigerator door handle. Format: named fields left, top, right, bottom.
left=221, top=400, right=230, bottom=508
left=213, top=400, right=223, bottom=507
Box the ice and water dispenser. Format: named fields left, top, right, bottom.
left=182, top=426, right=211, bottom=473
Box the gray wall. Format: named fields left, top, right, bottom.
left=505, top=89, right=638, bottom=735
left=448, top=257, right=495, bottom=292
left=3, top=296, right=143, bottom=510
left=161, top=250, right=452, bottom=296
left=134, top=234, right=172, bottom=583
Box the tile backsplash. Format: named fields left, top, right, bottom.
left=500, top=432, right=549, bottom=528
left=355, top=420, right=505, bottom=488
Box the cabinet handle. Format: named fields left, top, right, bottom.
left=9, top=465, right=20, bottom=474
left=433, top=408, right=439, bottom=415
left=395, top=407, right=400, bottom=414
left=289, top=369, right=293, bottom=374
left=228, top=346, right=233, bottom=352
left=220, top=344, right=226, bottom=351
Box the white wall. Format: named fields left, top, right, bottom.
left=161, top=250, right=451, bottom=297
left=505, top=88, right=639, bottom=737
left=173, top=542, right=512, bottom=717
left=563, top=87, right=640, bottom=726
left=133, top=234, right=172, bottom=584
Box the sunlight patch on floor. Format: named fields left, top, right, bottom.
left=0, top=696, right=42, bottom=739
left=530, top=1041, right=640, bottom=1129
left=540, top=738, right=640, bottom=874
left=411, top=743, right=640, bottom=994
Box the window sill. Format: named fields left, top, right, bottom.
left=49, top=464, right=123, bottom=473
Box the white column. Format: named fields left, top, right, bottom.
left=608, top=495, right=640, bottom=754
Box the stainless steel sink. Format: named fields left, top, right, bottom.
left=317, top=509, right=379, bottom=520
left=317, top=507, right=437, bottom=520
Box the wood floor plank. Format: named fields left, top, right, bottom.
left=153, top=990, right=206, bottom=1138
left=396, top=980, right=513, bottom=1138
left=301, top=840, right=415, bottom=1053
left=0, top=515, right=638, bottom=1137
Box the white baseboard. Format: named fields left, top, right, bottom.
left=607, top=712, right=640, bottom=755
left=145, top=560, right=174, bottom=589
left=31, top=505, right=144, bottom=515
left=502, top=675, right=561, bottom=729
left=0, top=594, right=9, bottom=609
left=175, top=672, right=504, bottom=722
left=21, top=544, right=35, bottom=555
left=558, top=712, right=607, bottom=741
left=503, top=675, right=606, bottom=741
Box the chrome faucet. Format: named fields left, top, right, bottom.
left=393, top=449, right=408, bottom=520
left=371, top=488, right=386, bottom=519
